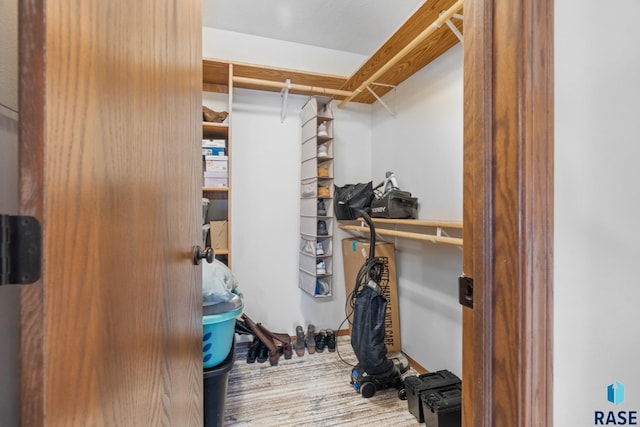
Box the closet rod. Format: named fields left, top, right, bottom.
left=337, top=0, right=464, bottom=108
left=232, top=76, right=354, bottom=98
left=339, top=224, right=463, bottom=247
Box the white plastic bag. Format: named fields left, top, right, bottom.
left=202, top=259, right=242, bottom=312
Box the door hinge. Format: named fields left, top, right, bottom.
left=0, top=215, right=41, bottom=286
left=458, top=274, right=473, bottom=308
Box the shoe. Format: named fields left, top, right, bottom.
left=317, top=165, right=329, bottom=177
left=317, top=199, right=327, bottom=216
left=316, top=260, right=326, bottom=275
left=256, top=322, right=292, bottom=361
left=306, top=324, right=316, bottom=354
left=256, top=341, right=269, bottom=363
left=317, top=185, right=330, bottom=197
left=247, top=336, right=261, bottom=363
left=317, top=220, right=328, bottom=236
left=326, top=329, right=336, bottom=352
left=294, top=325, right=305, bottom=357
left=315, top=241, right=324, bottom=255
left=315, top=330, right=327, bottom=353
left=315, top=279, right=329, bottom=296
left=317, top=120, right=328, bottom=137
left=241, top=314, right=280, bottom=366
left=280, top=342, right=293, bottom=360
left=317, top=143, right=329, bottom=158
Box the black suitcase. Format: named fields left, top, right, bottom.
left=370, top=190, right=418, bottom=219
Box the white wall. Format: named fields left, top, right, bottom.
left=371, top=45, right=464, bottom=374
left=202, top=28, right=366, bottom=76
left=554, top=0, right=640, bottom=424
left=0, top=0, right=20, bottom=424
left=0, top=0, right=18, bottom=112
left=229, top=89, right=372, bottom=333
left=0, top=115, right=20, bottom=427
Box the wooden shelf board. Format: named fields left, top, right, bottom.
left=341, top=0, right=463, bottom=104
left=203, top=58, right=353, bottom=101
left=202, top=121, right=229, bottom=139
left=214, top=249, right=229, bottom=255
left=202, top=186, right=229, bottom=192
left=366, top=218, right=462, bottom=229
left=339, top=217, right=463, bottom=246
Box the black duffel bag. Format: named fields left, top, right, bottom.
left=370, top=190, right=418, bottom=219
left=334, top=182, right=375, bottom=220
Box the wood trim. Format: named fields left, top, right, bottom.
left=462, top=0, right=494, bottom=423
left=227, top=63, right=233, bottom=268
left=18, top=0, right=46, bottom=425
left=463, top=0, right=554, bottom=426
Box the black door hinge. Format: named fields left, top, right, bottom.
left=0, top=215, right=41, bottom=286
left=458, top=275, right=473, bottom=308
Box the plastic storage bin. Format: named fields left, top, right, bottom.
left=405, top=369, right=461, bottom=423
left=203, top=304, right=243, bottom=369
left=204, top=339, right=235, bottom=427
left=421, top=384, right=462, bottom=427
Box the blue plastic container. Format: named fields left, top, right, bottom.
left=203, top=304, right=243, bottom=369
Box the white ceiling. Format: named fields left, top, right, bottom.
left=202, top=0, right=425, bottom=56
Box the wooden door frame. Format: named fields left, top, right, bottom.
left=463, top=0, right=554, bottom=426
left=18, top=0, right=46, bottom=422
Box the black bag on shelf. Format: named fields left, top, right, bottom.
left=370, top=190, right=418, bottom=219
left=334, top=182, right=375, bottom=220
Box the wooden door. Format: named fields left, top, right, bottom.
left=462, top=0, right=554, bottom=426
left=18, top=1, right=204, bottom=425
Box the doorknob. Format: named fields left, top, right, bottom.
left=192, top=245, right=214, bottom=265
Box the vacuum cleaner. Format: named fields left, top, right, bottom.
left=348, top=208, right=409, bottom=398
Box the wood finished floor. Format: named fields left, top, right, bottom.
left=223, top=335, right=421, bottom=426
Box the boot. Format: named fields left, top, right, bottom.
left=256, top=323, right=293, bottom=360
left=241, top=314, right=280, bottom=366
left=247, top=336, right=261, bottom=363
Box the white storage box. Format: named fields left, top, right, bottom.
left=205, top=155, right=228, bottom=172
left=204, top=171, right=228, bottom=187
left=203, top=139, right=226, bottom=147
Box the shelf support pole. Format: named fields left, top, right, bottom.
left=444, top=17, right=464, bottom=44
left=366, top=85, right=397, bottom=117
left=280, top=78, right=291, bottom=123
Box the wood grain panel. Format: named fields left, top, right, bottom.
left=462, top=0, right=494, bottom=424
left=341, top=0, right=463, bottom=104
left=20, top=0, right=204, bottom=425
left=463, top=0, right=554, bottom=425
left=19, top=0, right=47, bottom=424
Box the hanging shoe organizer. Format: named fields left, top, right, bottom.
left=299, top=96, right=334, bottom=297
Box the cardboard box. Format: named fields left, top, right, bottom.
left=205, top=155, right=228, bottom=172
left=342, top=238, right=401, bottom=352
left=210, top=221, right=228, bottom=250
left=202, top=147, right=225, bottom=156
left=203, top=171, right=228, bottom=187
left=202, top=139, right=226, bottom=147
